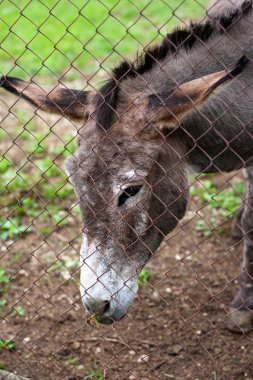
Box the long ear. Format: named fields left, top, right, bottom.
left=142, top=55, right=249, bottom=131
left=0, top=76, right=90, bottom=120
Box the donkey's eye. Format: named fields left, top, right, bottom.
left=118, top=185, right=143, bottom=207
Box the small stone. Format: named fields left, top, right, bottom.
left=129, top=376, right=136, bottom=380
left=72, top=341, right=81, bottom=350
left=95, top=347, right=101, bottom=354
left=19, top=269, right=28, bottom=277
left=151, top=291, right=159, bottom=300
left=214, top=347, right=222, bottom=355
left=137, top=354, right=149, bottom=363
left=129, top=350, right=135, bottom=355
left=23, top=336, right=30, bottom=343
left=62, top=271, right=71, bottom=280
left=165, top=287, right=172, bottom=293
left=170, top=344, right=183, bottom=355
left=175, top=254, right=181, bottom=261
left=196, top=330, right=202, bottom=335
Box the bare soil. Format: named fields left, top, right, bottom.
left=0, top=94, right=252, bottom=380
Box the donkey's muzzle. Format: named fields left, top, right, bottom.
left=83, top=295, right=124, bottom=324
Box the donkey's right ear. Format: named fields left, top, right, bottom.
left=0, top=76, right=90, bottom=120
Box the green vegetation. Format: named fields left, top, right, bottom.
left=138, top=269, right=151, bottom=286
left=0, top=268, right=10, bottom=287
left=63, top=357, right=80, bottom=366
left=11, top=306, right=25, bottom=317
left=0, top=339, right=15, bottom=350
left=0, top=0, right=208, bottom=81
left=194, top=217, right=222, bottom=237
left=0, top=217, right=32, bottom=241
left=0, top=300, right=7, bottom=308
left=190, top=179, right=244, bottom=218
left=47, top=258, right=79, bottom=273
left=84, top=360, right=104, bottom=380
left=190, top=177, right=244, bottom=237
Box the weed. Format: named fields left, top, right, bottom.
left=53, top=137, right=76, bottom=158
left=190, top=180, right=244, bottom=218
left=0, top=157, right=11, bottom=174
left=64, top=356, right=79, bottom=366
left=39, top=226, right=51, bottom=237
left=87, top=314, right=100, bottom=328
left=11, top=306, right=25, bottom=317
left=0, top=339, right=15, bottom=350
left=137, top=269, right=151, bottom=285
left=47, top=259, right=79, bottom=275
left=0, top=218, right=32, bottom=240
left=35, top=157, right=60, bottom=178
left=0, top=361, right=4, bottom=370
left=0, top=300, right=7, bottom=307
left=84, top=360, right=104, bottom=380
left=194, top=217, right=221, bottom=237
left=0, top=268, right=10, bottom=286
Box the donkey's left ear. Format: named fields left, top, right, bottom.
left=143, top=55, right=249, bottom=131
left=0, top=76, right=90, bottom=120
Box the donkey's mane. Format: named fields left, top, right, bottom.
left=94, top=0, right=252, bottom=131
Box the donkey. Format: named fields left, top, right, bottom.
left=1, top=0, right=253, bottom=332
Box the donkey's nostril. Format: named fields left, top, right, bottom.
left=84, top=297, right=112, bottom=317
left=103, top=300, right=110, bottom=314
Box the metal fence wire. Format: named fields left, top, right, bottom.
left=0, top=0, right=253, bottom=379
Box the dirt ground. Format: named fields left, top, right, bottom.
left=0, top=93, right=253, bottom=380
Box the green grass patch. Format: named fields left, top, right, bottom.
left=84, top=360, right=104, bottom=380
left=0, top=268, right=10, bottom=287
left=0, top=218, right=32, bottom=240
left=0, top=0, right=208, bottom=80
left=138, top=269, right=151, bottom=286
left=0, top=300, right=7, bottom=308
left=47, top=258, right=79, bottom=274
left=0, top=339, right=15, bottom=350
left=63, top=357, right=79, bottom=366
left=190, top=179, right=244, bottom=218
left=194, top=217, right=222, bottom=237
left=11, top=306, right=25, bottom=317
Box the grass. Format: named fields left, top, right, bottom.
left=0, top=123, right=77, bottom=240
left=0, top=0, right=208, bottom=82
left=190, top=179, right=244, bottom=218
left=11, top=306, right=26, bottom=317
left=137, top=269, right=151, bottom=285
left=0, top=217, right=32, bottom=241
left=0, top=268, right=10, bottom=287
left=84, top=360, right=104, bottom=380
left=0, top=339, right=15, bottom=350
left=190, top=176, right=244, bottom=237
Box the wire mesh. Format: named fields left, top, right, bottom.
left=0, top=0, right=253, bottom=379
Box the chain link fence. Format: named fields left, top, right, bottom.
left=0, top=0, right=253, bottom=379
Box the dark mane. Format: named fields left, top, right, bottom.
left=94, top=0, right=252, bottom=130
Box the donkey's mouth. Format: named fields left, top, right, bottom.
left=100, top=313, right=126, bottom=325
left=87, top=313, right=126, bottom=326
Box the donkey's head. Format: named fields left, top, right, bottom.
left=0, top=55, right=247, bottom=323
